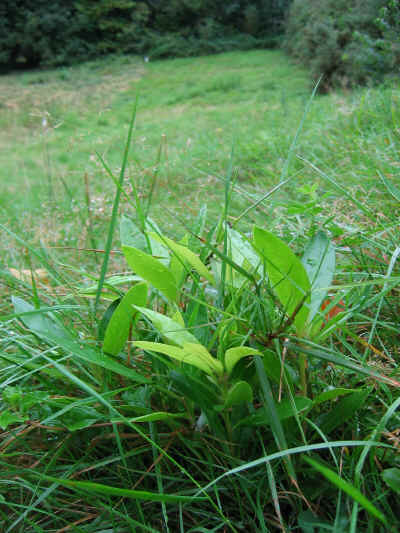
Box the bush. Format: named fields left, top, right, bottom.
left=283, top=0, right=400, bottom=89
left=0, top=0, right=92, bottom=69
left=0, top=0, right=290, bottom=70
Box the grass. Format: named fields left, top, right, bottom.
left=1, top=49, right=400, bottom=531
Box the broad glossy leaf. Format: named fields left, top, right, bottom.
left=169, top=235, right=189, bottom=287
left=302, top=231, right=335, bottom=323
left=103, top=282, right=148, bottom=355
left=122, top=245, right=178, bottom=302
left=42, top=475, right=206, bottom=503
left=262, top=349, right=297, bottom=385
left=224, top=346, right=262, bottom=375
left=321, top=389, right=370, bottom=434
left=313, top=388, right=355, bottom=407
left=0, top=410, right=27, bottom=430
left=3, top=386, right=49, bottom=413
left=253, top=227, right=310, bottom=332
left=12, top=296, right=72, bottom=341
left=382, top=468, right=400, bottom=493
left=58, top=405, right=102, bottom=431
left=120, top=215, right=147, bottom=251
left=171, top=308, right=185, bottom=327
left=98, top=298, right=121, bottom=341
left=134, top=306, right=199, bottom=346
left=228, top=227, right=261, bottom=273
left=185, top=342, right=223, bottom=376
left=304, top=457, right=387, bottom=525
left=134, top=341, right=222, bottom=376
left=149, top=232, right=214, bottom=284
left=223, top=381, right=253, bottom=408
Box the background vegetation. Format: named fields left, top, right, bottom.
left=284, top=0, right=400, bottom=89
left=0, top=0, right=290, bottom=69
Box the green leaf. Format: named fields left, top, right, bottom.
left=134, top=306, right=199, bottom=346
left=0, top=410, right=27, bottom=430
left=134, top=341, right=222, bottom=376
left=58, top=405, right=102, bottom=431
left=253, top=227, right=310, bottom=332
left=103, top=282, right=148, bottom=355
left=41, top=476, right=206, bottom=503
left=3, top=386, right=49, bottom=413
left=120, top=215, right=148, bottom=251
left=228, top=227, right=261, bottom=274
left=236, top=397, right=312, bottom=428
left=171, top=308, right=185, bottom=327
left=382, top=468, right=400, bottom=493
left=224, top=346, right=262, bottom=375
left=146, top=220, right=170, bottom=266
left=313, top=388, right=356, bottom=407
left=122, top=245, right=178, bottom=302
left=304, top=456, right=387, bottom=525
left=262, top=349, right=297, bottom=385
left=223, top=381, right=253, bottom=408
left=12, top=296, right=72, bottom=341
left=98, top=297, right=121, bottom=341
left=149, top=232, right=214, bottom=284
left=186, top=343, right=223, bottom=375
left=302, top=231, right=335, bottom=322
left=321, top=389, right=370, bottom=434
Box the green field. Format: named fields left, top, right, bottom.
left=1, top=50, right=399, bottom=532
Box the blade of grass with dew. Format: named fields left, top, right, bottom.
left=219, top=144, right=235, bottom=307
left=195, top=440, right=387, bottom=497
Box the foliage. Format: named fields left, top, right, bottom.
left=0, top=0, right=92, bottom=69
left=284, top=0, right=400, bottom=89
left=0, top=0, right=290, bottom=70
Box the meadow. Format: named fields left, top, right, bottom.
left=0, top=49, right=399, bottom=531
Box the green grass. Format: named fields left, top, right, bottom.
left=1, top=49, right=400, bottom=532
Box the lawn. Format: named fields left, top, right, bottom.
left=1, top=49, right=399, bottom=532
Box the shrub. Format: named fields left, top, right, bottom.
left=0, top=0, right=92, bottom=69
left=283, top=0, right=399, bottom=89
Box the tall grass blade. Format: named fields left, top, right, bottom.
left=95, top=98, right=138, bottom=312
left=303, top=456, right=387, bottom=525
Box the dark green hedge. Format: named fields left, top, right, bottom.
left=0, top=0, right=291, bottom=70
left=284, top=0, right=400, bottom=89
